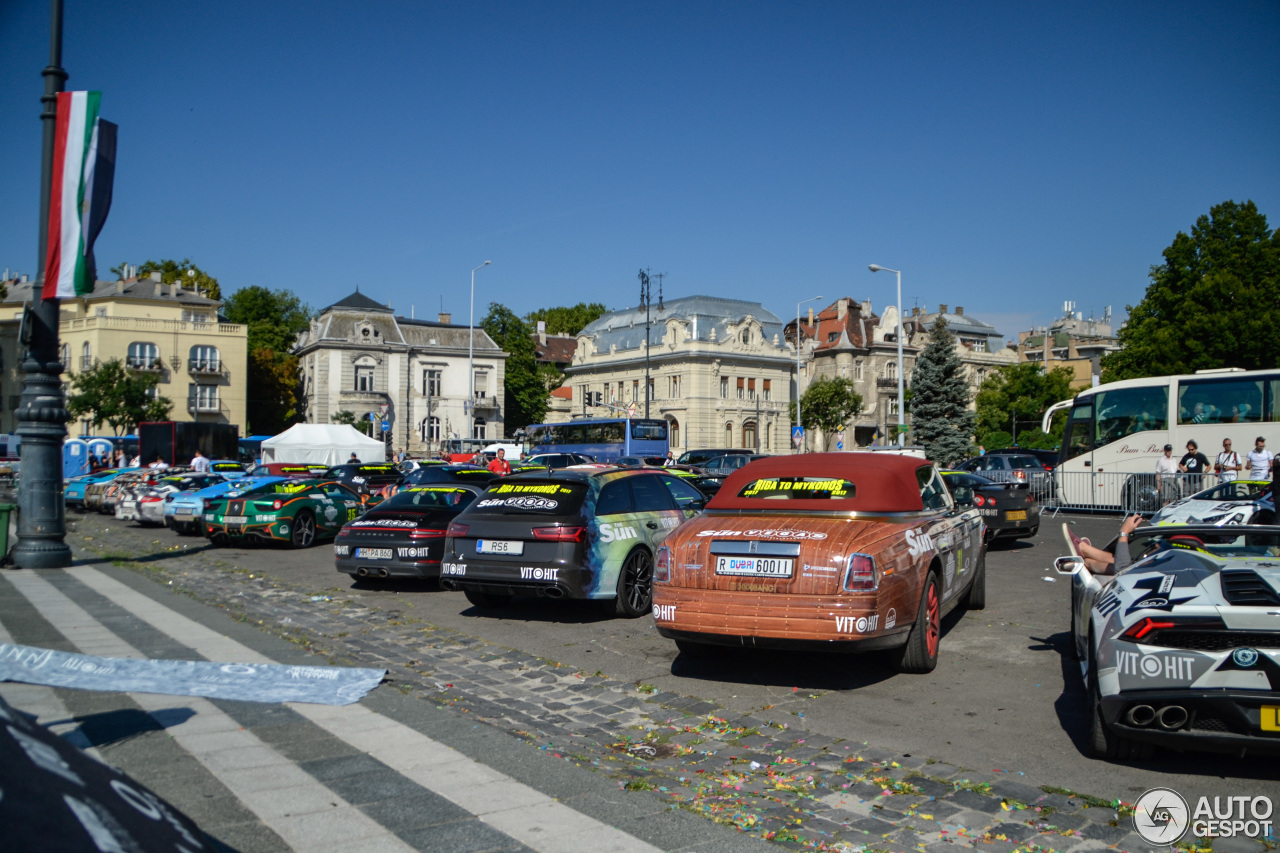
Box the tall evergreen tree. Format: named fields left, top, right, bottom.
left=909, top=317, right=975, bottom=467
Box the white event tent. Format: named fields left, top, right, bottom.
left=260, top=424, right=385, bottom=466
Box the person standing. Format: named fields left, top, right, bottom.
left=190, top=449, right=210, bottom=473
left=1155, top=444, right=1180, bottom=503
left=1215, top=439, right=1241, bottom=483
left=487, top=448, right=512, bottom=476
left=113, top=448, right=126, bottom=468
left=1178, top=440, right=1210, bottom=491
left=664, top=450, right=675, bottom=467
left=1247, top=436, right=1273, bottom=481
left=149, top=455, right=169, bottom=470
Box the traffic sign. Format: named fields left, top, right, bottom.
left=791, top=426, right=804, bottom=449
left=380, top=421, right=390, bottom=432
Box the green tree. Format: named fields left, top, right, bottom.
left=974, top=363, right=1075, bottom=449
left=1103, top=200, right=1280, bottom=381
left=244, top=348, right=301, bottom=435
left=525, top=302, right=608, bottom=336
left=481, top=303, right=546, bottom=431
left=112, top=258, right=222, bottom=300
left=67, top=359, right=172, bottom=435
left=787, top=377, right=863, bottom=451
left=332, top=409, right=372, bottom=437
left=222, top=287, right=313, bottom=433
left=909, top=318, right=976, bottom=467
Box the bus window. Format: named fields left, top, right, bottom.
left=601, top=422, right=624, bottom=443
left=1270, top=379, right=1280, bottom=424
left=1178, top=377, right=1266, bottom=425
left=1063, top=404, right=1093, bottom=461
left=566, top=424, right=588, bottom=444
left=1094, top=387, right=1168, bottom=445
left=630, top=420, right=667, bottom=441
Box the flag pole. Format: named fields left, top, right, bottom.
left=13, top=0, right=73, bottom=568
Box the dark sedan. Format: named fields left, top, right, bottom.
left=940, top=470, right=1040, bottom=541
left=324, top=463, right=404, bottom=496
left=334, top=484, right=486, bottom=582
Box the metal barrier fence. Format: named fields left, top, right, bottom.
left=1039, top=471, right=1240, bottom=516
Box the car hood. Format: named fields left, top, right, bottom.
left=1151, top=496, right=1270, bottom=526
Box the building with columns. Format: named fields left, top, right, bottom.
left=293, top=291, right=508, bottom=454
left=548, top=296, right=796, bottom=454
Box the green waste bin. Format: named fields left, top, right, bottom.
left=0, top=503, right=14, bottom=564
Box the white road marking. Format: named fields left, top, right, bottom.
left=67, top=567, right=664, bottom=853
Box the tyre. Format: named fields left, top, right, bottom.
left=1070, top=594, right=1082, bottom=661
left=1121, top=474, right=1160, bottom=514
left=614, top=548, right=655, bottom=618
left=1026, top=525, right=1039, bottom=537
left=675, top=638, right=714, bottom=658
left=464, top=588, right=513, bottom=609
left=1250, top=510, right=1275, bottom=525
left=208, top=531, right=229, bottom=548
left=894, top=571, right=941, bottom=673
left=1087, top=642, right=1153, bottom=761
left=963, top=554, right=986, bottom=610
left=290, top=511, right=316, bottom=548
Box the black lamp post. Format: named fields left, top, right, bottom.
left=13, top=0, right=73, bottom=569
left=637, top=268, right=662, bottom=420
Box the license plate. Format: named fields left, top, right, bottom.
left=1006, top=510, right=1027, bottom=521
left=477, top=539, right=524, bottom=555
left=715, top=556, right=794, bottom=577
left=1262, top=706, right=1280, bottom=731
left=356, top=548, right=393, bottom=560
left=175, top=512, right=193, bottom=520
left=223, top=515, right=247, bottom=523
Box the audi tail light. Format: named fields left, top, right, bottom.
left=446, top=522, right=470, bottom=538
left=409, top=529, right=447, bottom=539
left=532, top=526, right=586, bottom=543
left=655, top=546, right=671, bottom=583
left=843, top=553, right=878, bottom=592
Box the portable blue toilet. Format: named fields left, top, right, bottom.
left=87, top=437, right=114, bottom=467
left=64, top=438, right=89, bottom=479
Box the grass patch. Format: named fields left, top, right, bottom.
left=624, top=778, right=656, bottom=791
left=636, top=683, right=658, bottom=694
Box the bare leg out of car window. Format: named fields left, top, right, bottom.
left=1062, top=515, right=1143, bottom=576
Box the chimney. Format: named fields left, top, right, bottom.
left=536, top=320, right=547, bottom=345
left=807, top=307, right=814, bottom=326
left=955, top=306, right=964, bottom=316
left=170, top=283, right=178, bottom=298
left=912, top=306, right=920, bottom=317
left=150, top=271, right=162, bottom=282
left=837, top=298, right=848, bottom=320
left=438, top=312, right=451, bottom=324
left=939, top=304, right=948, bottom=315
left=20, top=274, right=29, bottom=284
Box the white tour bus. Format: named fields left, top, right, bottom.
left=1042, top=367, right=1280, bottom=510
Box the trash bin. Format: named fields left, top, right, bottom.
left=0, top=503, right=14, bottom=564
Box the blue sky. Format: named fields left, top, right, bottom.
left=2, top=1, right=1277, bottom=340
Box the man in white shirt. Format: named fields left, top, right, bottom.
left=1155, top=444, right=1180, bottom=502
left=148, top=455, right=169, bottom=470
left=1247, top=437, right=1274, bottom=481
left=1215, top=439, right=1241, bottom=482
left=190, top=449, right=210, bottom=473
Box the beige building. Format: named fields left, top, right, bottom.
left=1016, top=304, right=1120, bottom=389
left=0, top=273, right=248, bottom=435
left=293, top=291, right=508, bottom=454
left=551, top=296, right=796, bottom=454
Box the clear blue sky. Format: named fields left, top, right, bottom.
left=2, top=1, right=1277, bottom=339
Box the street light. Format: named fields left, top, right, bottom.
left=868, top=264, right=904, bottom=446
left=795, top=295, right=823, bottom=453
left=468, top=260, right=491, bottom=439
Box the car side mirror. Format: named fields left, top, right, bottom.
left=953, top=488, right=973, bottom=507
left=1054, top=556, right=1085, bottom=575
left=685, top=499, right=707, bottom=511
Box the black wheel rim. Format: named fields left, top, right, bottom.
left=296, top=514, right=314, bottom=546
left=623, top=552, right=653, bottom=611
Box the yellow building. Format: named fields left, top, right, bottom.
left=0, top=273, right=248, bottom=435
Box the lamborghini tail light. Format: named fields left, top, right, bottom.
left=1120, top=618, right=1177, bottom=641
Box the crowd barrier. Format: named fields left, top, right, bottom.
left=1038, top=471, right=1237, bottom=516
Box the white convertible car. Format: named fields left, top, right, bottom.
left=1149, top=479, right=1274, bottom=527
left=1056, top=524, right=1280, bottom=759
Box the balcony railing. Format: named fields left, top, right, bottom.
left=126, top=356, right=162, bottom=372
left=875, top=377, right=899, bottom=389
left=187, top=397, right=222, bottom=414
left=472, top=394, right=499, bottom=410
left=188, top=359, right=222, bottom=375
left=80, top=356, right=93, bottom=371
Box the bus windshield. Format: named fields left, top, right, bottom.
left=524, top=418, right=668, bottom=463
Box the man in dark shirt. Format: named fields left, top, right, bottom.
left=1178, top=440, right=1210, bottom=492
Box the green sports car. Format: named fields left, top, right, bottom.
left=202, top=478, right=376, bottom=547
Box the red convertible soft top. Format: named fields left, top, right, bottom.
left=707, top=452, right=929, bottom=513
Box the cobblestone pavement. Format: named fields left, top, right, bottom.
left=55, top=515, right=1276, bottom=853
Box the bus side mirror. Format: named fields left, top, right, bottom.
left=1054, top=556, right=1084, bottom=575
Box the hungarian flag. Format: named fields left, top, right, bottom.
left=42, top=91, right=117, bottom=300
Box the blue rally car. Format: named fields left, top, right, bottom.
left=165, top=476, right=284, bottom=535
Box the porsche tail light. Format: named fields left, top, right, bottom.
left=409, top=529, right=447, bottom=539
left=1120, top=617, right=1177, bottom=641
left=140, top=496, right=162, bottom=503
left=532, top=526, right=586, bottom=543
left=655, top=546, right=671, bottom=583
left=446, top=522, right=470, bottom=538
left=843, top=553, right=878, bottom=592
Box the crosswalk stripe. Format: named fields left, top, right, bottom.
left=3, top=569, right=418, bottom=853
left=68, top=566, right=664, bottom=853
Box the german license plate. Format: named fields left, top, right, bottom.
left=715, top=556, right=794, bottom=577
left=477, top=539, right=524, bottom=555
left=1261, top=706, right=1280, bottom=731
left=1006, top=510, right=1027, bottom=521
left=356, top=548, right=393, bottom=560
left=222, top=515, right=247, bottom=524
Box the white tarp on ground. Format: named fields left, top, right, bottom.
left=260, top=423, right=385, bottom=466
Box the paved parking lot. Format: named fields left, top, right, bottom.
left=27, top=507, right=1280, bottom=851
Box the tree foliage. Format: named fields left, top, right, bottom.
left=245, top=348, right=301, bottom=435
left=909, top=318, right=976, bottom=467
left=223, top=286, right=313, bottom=354
left=481, top=303, right=547, bottom=432
left=112, top=258, right=222, bottom=300
left=1103, top=200, right=1280, bottom=381
left=67, top=359, right=172, bottom=435
left=525, top=302, right=608, bottom=336
left=788, top=377, right=863, bottom=451
left=331, top=409, right=373, bottom=436
left=974, top=363, right=1075, bottom=449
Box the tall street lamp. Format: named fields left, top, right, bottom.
left=468, top=260, right=491, bottom=439
left=795, top=295, right=823, bottom=453
left=868, top=264, right=904, bottom=446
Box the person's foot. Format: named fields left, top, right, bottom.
left=1062, top=523, right=1084, bottom=558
